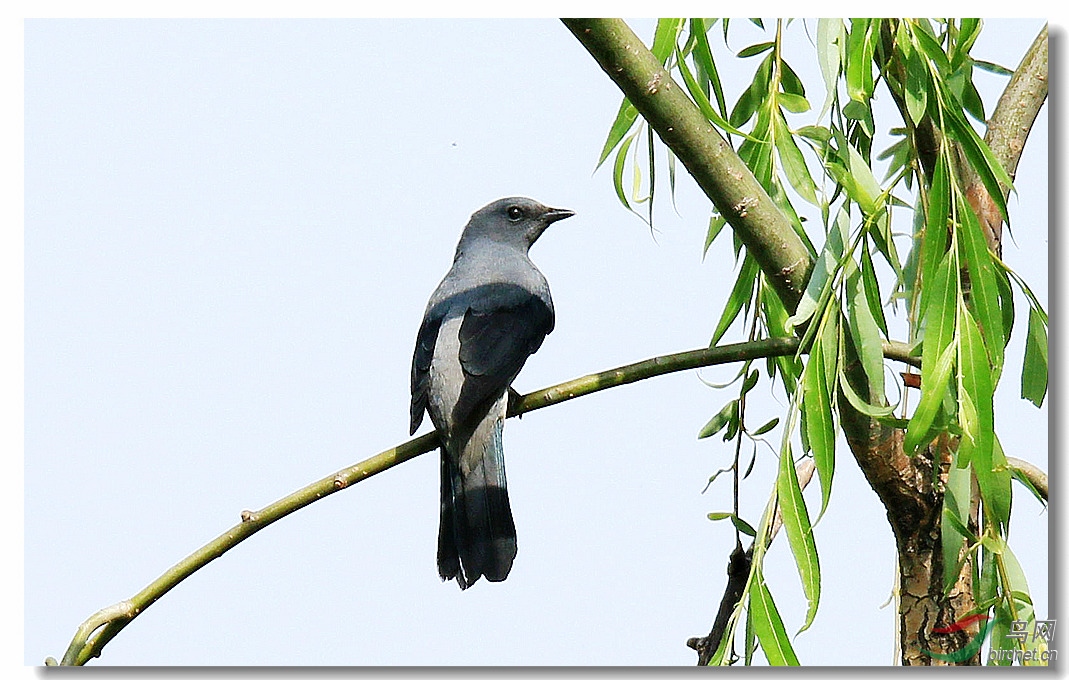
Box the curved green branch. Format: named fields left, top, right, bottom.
left=50, top=336, right=918, bottom=665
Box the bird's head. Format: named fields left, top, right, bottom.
left=463, top=197, right=575, bottom=250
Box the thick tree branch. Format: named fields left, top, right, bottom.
left=562, top=20, right=899, bottom=411
left=561, top=18, right=813, bottom=311
left=964, top=24, right=1048, bottom=253
left=51, top=337, right=917, bottom=665
left=560, top=19, right=899, bottom=509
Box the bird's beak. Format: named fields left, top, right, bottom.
left=543, top=208, right=575, bottom=224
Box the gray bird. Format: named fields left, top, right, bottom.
left=411, top=197, right=574, bottom=589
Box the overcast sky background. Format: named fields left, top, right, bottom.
left=22, top=17, right=1049, bottom=666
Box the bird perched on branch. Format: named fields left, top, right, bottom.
left=410, top=197, right=574, bottom=589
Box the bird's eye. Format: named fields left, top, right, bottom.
left=506, top=206, right=523, bottom=221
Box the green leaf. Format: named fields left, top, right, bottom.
left=995, top=263, right=1015, bottom=350
left=675, top=46, right=761, bottom=140
left=761, top=281, right=791, bottom=337
left=920, top=248, right=957, bottom=393
left=711, top=253, right=759, bottom=345
left=959, top=305, right=1009, bottom=532
left=611, top=132, right=637, bottom=211
left=690, top=19, right=728, bottom=118
left=903, top=341, right=956, bottom=456
left=805, top=329, right=835, bottom=516
left=988, top=601, right=1015, bottom=666
left=977, top=538, right=998, bottom=604
left=943, top=104, right=1013, bottom=225
left=904, top=48, right=930, bottom=125
left=838, top=135, right=883, bottom=215
left=748, top=574, right=800, bottom=665
left=845, top=19, right=875, bottom=102
left=961, top=76, right=986, bottom=123
left=707, top=512, right=758, bottom=537
left=846, top=267, right=886, bottom=401
left=699, top=399, right=739, bottom=439
left=752, top=417, right=780, bottom=436
left=838, top=372, right=896, bottom=417
left=988, top=434, right=1014, bottom=535
left=773, top=113, right=818, bottom=205
left=955, top=18, right=982, bottom=64
left=996, top=541, right=1049, bottom=665
left=973, top=58, right=1013, bottom=76
left=738, top=40, right=775, bottom=58
left=796, top=124, right=831, bottom=145
left=941, top=462, right=972, bottom=590
left=741, top=368, right=760, bottom=395
left=958, top=198, right=1005, bottom=375
left=777, top=92, right=810, bottom=114
left=867, top=211, right=903, bottom=288
left=780, top=61, right=806, bottom=98
left=739, top=104, right=775, bottom=185
left=768, top=178, right=816, bottom=258
left=732, top=515, right=758, bottom=538
left=1021, top=306, right=1048, bottom=407
left=816, top=19, right=844, bottom=120
left=786, top=208, right=847, bottom=332
left=650, top=18, right=684, bottom=64
left=597, top=99, right=640, bottom=169
left=911, top=21, right=951, bottom=75
left=703, top=212, right=728, bottom=258
left=920, top=154, right=950, bottom=315
left=744, top=598, right=757, bottom=665
left=878, top=137, right=911, bottom=182
left=777, top=449, right=821, bottom=632
left=730, top=54, right=772, bottom=128
left=859, top=245, right=889, bottom=336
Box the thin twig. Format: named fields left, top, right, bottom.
left=687, top=459, right=815, bottom=664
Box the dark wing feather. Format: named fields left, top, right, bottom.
left=452, top=283, right=554, bottom=436
left=410, top=311, right=444, bottom=435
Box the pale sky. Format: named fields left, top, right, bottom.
left=22, top=17, right=1049, bottom=666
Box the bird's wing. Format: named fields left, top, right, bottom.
left=410, top=308, right=444, bottom=435
left=453, top=282, right=554, bottom=435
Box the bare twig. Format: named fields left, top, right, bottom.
left=687, top=460, right=815, bottom=664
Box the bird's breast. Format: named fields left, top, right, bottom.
left=427, top=313, right=466, bottom=435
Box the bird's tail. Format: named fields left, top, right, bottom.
left=437, top=405, right=517, bottom=589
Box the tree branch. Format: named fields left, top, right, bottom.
left=561, top=18, right=813, bottom=311
left=985, top=26, right=1048, bottom=190
left=1006, top=456, right=1048, bottom=501
left=963, top=24, right=1048, bottom=253
left=560, top=16, right=901, bottom=452
left=50, top=337, right=917, bottom=665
